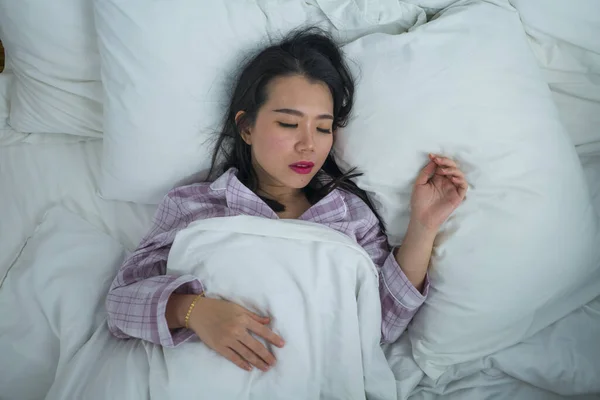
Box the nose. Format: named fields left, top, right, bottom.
left=297, top=126, right=315, bottom=153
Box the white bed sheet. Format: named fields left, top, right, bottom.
left=0, top=139, right=155, bottom=285
left=386, top=296, right=600, bottom=400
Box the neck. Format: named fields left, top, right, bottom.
left=257, top=185, right=304, bottom=205
left=251, top=161, right=305, bottom=205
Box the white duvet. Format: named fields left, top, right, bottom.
left=46, top=216, right=397, bottom=400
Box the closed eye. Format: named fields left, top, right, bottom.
left=278, top=122, right=297, bottom=128
left=317, top=128, right=332, bottom=134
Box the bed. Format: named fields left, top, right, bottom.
left=1, top=0, right=599, bottom=399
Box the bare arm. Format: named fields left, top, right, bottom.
left=393, top=220, right=436, bottom=293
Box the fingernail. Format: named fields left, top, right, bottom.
left=246, top=365, right=252, bottom=371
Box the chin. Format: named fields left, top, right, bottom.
left=289, top=179, right=312, bottom=189
left=286, top=173, right=316, bottom=189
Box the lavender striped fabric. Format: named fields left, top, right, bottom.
left=106, top=168, right=428, bottom=347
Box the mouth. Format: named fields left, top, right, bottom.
left=289, top=161, right=315, bottom=175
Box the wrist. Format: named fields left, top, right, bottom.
left=393, top=219, right=437, bottom=293
left=166, top=294, right=197, bottom=329
left=406, top=218, right=438, bottom=242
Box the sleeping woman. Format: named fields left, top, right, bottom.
left=106, top=28, right=467, bottom=373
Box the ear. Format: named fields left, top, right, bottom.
left=235, top=110, right=251, bottom=145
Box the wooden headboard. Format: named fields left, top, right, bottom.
left=0, top=40, right=4, bottom=72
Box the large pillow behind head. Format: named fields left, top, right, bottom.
left=94, top=0, right=425, bottom=203
left=335, top=0, right=600, bottom=379
left=0, top=0, right=102, bottom=136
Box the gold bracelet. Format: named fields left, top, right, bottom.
left=184, top=293, right=205, bottom=330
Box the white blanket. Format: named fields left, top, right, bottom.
left=46, top=216, right=397, bottom=400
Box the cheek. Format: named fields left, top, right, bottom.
left=251, top=127, right=291, bottom=162
left=318, top=135, right=334, bottom=157
left=256, top=131, right=289, bottom=153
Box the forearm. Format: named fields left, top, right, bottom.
left=394, top=219, right=437, bottom=293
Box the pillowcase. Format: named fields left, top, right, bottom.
left=0, top=207, right=126, bottom=400
left=0, top=70, right=95, bottom=146
left=334, top=0, right=600, bottom=379
left=0, top=0, right=102, bottom=136
left=94, top=0, right=425, bottom=203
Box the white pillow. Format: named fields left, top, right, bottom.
left=0, top=207, right=126, bottom=400
left=334, top=1, right=600, bottom=378
left=0, top=0, right=102, bottom=136
left=0, top=71, right=91, bottom=145
left=94, top=0, right=425, bottom=203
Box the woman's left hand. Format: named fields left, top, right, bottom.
left=410, top=154, right=468, bottom=231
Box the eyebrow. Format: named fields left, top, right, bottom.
left=273, top=108, right=334, bottom=120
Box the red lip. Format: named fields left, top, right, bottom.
left=289, top=161, right=314, bottom=175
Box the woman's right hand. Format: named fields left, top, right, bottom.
left=188, top=296, right=285, bottom=372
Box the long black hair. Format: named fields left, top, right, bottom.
left=209, top=27, right=385, bottom=233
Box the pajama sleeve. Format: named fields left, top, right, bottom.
left=106, top=191, right=204, bottom=348
left=357, top=219, right=429, bottom=343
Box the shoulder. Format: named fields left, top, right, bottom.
left=165, top=182, right=216, bottom=206
left=163, top=169, right=233, bottom=210
left=161, top=179, right=228, bottom=219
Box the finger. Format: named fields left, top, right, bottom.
left=241, top=333, right=277, bottom=366
left=449, top=175, right=466, bottom=186
left=451, top=176, right=468, bottom=198
left=416, top=161, right=437, bottom=185
left=245, top=311, right=271, bottom=325
left=248, top=320, right=285, bottom=348
left=436, top=166, right=464, bottom=179
left=432, top=156, right=457, bottom=168
left=220, top=347, right=252, bottom=371
left=232, top=341, right=270, bottom=372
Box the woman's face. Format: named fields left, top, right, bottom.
left=239, top=74, right=334, bottom=194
